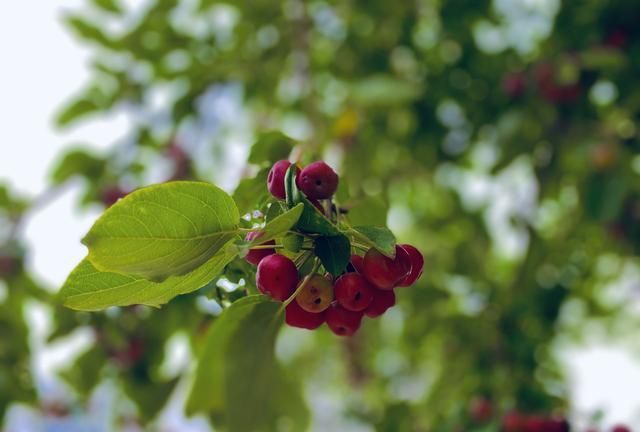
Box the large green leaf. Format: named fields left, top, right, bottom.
left=60, top=242, right=238, bottom=310
left=350, top=226, right=396, bottom=258
left=314, top=235, right=351, bottom=276
left=186, top=296, right=308, bottom=432
left=83, top=181, right=240, bottom=280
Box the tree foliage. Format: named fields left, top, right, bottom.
left=1, top=0, right=640, bottom=430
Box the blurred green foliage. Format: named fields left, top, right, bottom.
left=1, top=0, right=640, bottom=430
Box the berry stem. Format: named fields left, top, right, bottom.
left=249, top=244, right=284, bottom=250
left=351, top=242, right=369, bottom=252
left=280, top=259, right=321, bottom=311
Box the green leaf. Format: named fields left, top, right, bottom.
left=285, top=165, right=340, bottom=235
left=91, top=0, right=122, bottom=14
left=64, top=15, right=115, bottom=48
left=55, top=97, right=101, bottom=127
left=248, top=131, right=294, bottom=165
left=51, top=149, right=105, bottom=184
left=59, top=347, right=105, bottom=398
left=583, top=173, right=627, bottom=222
left=314, top=235, right=351, bottom=276
left=350, top=75, right=422, bottom=107
left=233, top=167, right=270, bottom=216
left=186, top=296, right=308, bottom=432
left=82, top=181, right=240, bottom=281
left=247, top=203, right=304, bottom=246
left=350, top=226, right=396, bottom=258
left=59, top=242, right=238, bottom=310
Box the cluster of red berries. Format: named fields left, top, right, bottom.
left=499, top=410, right=631, bottom=432
left=244, top=159, right=424, bottom=336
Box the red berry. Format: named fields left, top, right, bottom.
left=285, top=300, right=325, bottom=330
left=362, top=246, right=411, bottom=290
left=469, top=397, right=493, bottom=424
left=325, top=303, right=363, bottom=336
left=612, top=426, right=631, bottom=432
left=267, top=160, right=292, bottom=200
left=101, top=186, right=128, bottom=207
left=364, top=288, right=395, bottom=318
left=396, top=244, right=424, bottom=287
left=298, top=161, right=339, bottom=200
left=244, top=231, right=275, bottom=265
left=502, top=72, right=527, bottom=98
left=350, top=254, right=364, bottom=273
left=502, top=412, right=526, bottom=432
left=334, top=273, right=374, bottom=312
left=256, top=254, right=298, bottom=301
left=545, top=417, right=570, bottom=432
left=524, top=415, right=547, bottom=432
left=295, top=274, right=333, bottom=313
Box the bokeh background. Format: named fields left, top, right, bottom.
left=1, top=0, right=640, bottom=430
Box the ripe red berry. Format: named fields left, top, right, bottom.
left=502, top=72, right=527, bottom=98
left=285, top=300, right=325, bottom=330
left=267, top=160, right=292, bottom=200
left=295, top=274, right=333, bottom=313
left=256, top=254, right=298, bottom=301
left=546, top=417, right=570, bottom=432
left=524, top=415, right=547, bottom=432
left=502, top=411, right=526, bottom=432
left=350, top=254, right=364, bottom=273
left=298, top=161, right=339, bottom=200
left=362, top=246, right=411, bottom=290
left=101, top=186, right=128, bottom=207
left=334, top=273, right=374, bottom=312
left=469, top=397, right=492, bottom=424
left=612, top=426, right=631, bottom=432
left=244, top=231, right=276, bottom=265
left=0, top=255, right=19, bottom=278
left=325, top=303, right=363, bottom=336
left=396, top=244, right=424, bottom=287
left=364, top=288, right=395, bottom=318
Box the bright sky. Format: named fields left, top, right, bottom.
left=0, top=1, right=638, bottom=430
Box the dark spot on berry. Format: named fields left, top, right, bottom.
left=314, top=298, right=321, bottom=304
left=315, top=179, right=322, bottom=186
left=354, top=292, right=361, bottom=301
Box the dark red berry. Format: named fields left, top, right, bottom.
left=502, top=412, right=526, bottom=432
left=396, top=244, right=424, bottom=287
left=545, top=417, right=570, bottom=432
left=364, top=289, right=395, bottom=318
left=524, top=415, right=547, bottom=432
left=298, top=161, right=339, bottom=200
left=350, top=254, right=364, bottom=273
left=325, top=303, right=363, bottom=336
left=101, top=186, right=128, bottom=207
left=362, top=246, right=411, bottom=290
left=244, top=231, right=275, bottom=265
left=267, top=160, right=292, bottom=200
left=502, top=72, right=527, bottom=98
left=256, top=254, right=298, bottom=301
left=285, top=300, right=325, bottom=330
left=469, top=397, right=492, bottom=424
left=334, top=273, right=374, bottom=312
left=612, top=426, right=631, bottom=432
